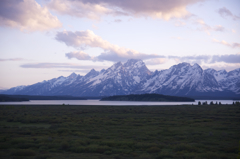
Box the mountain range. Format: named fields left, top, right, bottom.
left=2, top=59, right=240, bottom=98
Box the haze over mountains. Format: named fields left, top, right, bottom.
left=2, top=59, right=240, bottom=98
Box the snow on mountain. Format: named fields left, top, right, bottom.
left=205, top=69, right=227, bottom=82
left=3, top=85, right=27, bottom=94
left=84, top=69, right=99, bottom=80
left=2, top=59, right=240, bottom=97
left=220, top=68, right=240, bottom=94
left=83, top=59, right=152, bottom=96
left=140, top=63, right=206, bottom=95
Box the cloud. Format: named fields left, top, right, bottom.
left=169, top=55, right=209, bottom=64
left=174, top=20, right=186, bottom=26
left=92, top=24, right=98, bottom=29
left=114, top=19, right=122, bottom=23
left=168, top=54, right=240, bottom=64
left=211, top=54, right=240, bottom=63
left=58, top=69, right=87, bottom=73
left=202, top=63, right=240, bottom=72
left=218, top=7, right=240, bottom=21
left=213, top=25, right=225, bottom=32
left=47, top=0, right=110, bottom=20
left=0, top=0, right=62, bottom=31
left=213, top=39, right=240, bottom=48
left=144, top=58, right=168, bottom=65
left=0, top=58, right=24, bottom=62
left=65, top=51, right=92, bottom=60
left=56, top=30, right=162, bottom=62
left=47, top=0, right=203, bottom=20
left=56, top=30, right=111, bottom=49
left=195, top=19, right=225, bottom=33
left=20, top=62, right=107, bottom=69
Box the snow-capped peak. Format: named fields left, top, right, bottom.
left=124, top=59, right=143, bottom=67
left=218, top=70, right=227, bottom=74
left=85, top=69, right=99, bottom=79
left=192, top=63, right=201, bottom=68
left=109, top=61, right=123, bottom=71
left=177, top=62, right=190, bottom=67
left=87, top=69, right=98, bottom=74
left=205, top=68, right=216, bottom=74
left=68, top=72, right=78, bottom=78
left=192, top=63, right=203, bottom=73
left=100, top=69, right=106, bottom=73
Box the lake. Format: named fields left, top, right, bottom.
left=0, top=99, right=237, bottom=105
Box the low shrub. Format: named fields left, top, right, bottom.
left=200, top=152, right=220, bottom=159
left=60, top=141, right=69, bottom=150
left=174, top=143, right=198, bottom=152
left=11, top=138, right=27, bottom=145
left=88, top=135, right=102, bottom=139
left=57, top=128, right=70, bottom=134
left=146, top=146, right=161, bottom=153
left=34, top=154, right=50, bottom=159
left=17, top=143, right=37, bottom=149
left=156, top=149, right=174, bottom=159
left=11, top=149, right=36, bottom=156
left=0, top=143, right=11, bottom=149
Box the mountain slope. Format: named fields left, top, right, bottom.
left=138, top=63, right=223, bottom=96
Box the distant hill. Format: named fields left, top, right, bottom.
left=0, top=94, right=87, bottom=101
left=0, top=95, right=29, bottom=102
left=101, top=94, right=195, bottom=102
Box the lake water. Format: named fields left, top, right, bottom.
left=0, top=100, right=237, bottom=106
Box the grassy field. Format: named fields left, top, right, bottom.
left=0, top=104, right=239, bottom=159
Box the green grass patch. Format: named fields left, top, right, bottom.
left=0, top=104, right=239, bottom=159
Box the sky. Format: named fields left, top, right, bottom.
left=0, top=0, right=240, bottom=89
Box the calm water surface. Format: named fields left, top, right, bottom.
left=0, top=100, right=237, bottom=105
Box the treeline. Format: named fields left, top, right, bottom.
left=0, top=94, right=87, bottom=102
left=198, top=101, right=240, bottom=105
left=101, top=93, right=195, bottom=102
left=0, top=95, right=29, bottom=102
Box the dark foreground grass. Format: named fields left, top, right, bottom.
left=0, top=104, right=239, bottom=159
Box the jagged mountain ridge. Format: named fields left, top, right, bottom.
left=3, top=59, right=240, bottom=97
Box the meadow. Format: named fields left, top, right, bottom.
left=0, top=104, right=239, bottom=159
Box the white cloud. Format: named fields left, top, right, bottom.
left=0, top=0, right=62, bottom=31
left=202, top=63, right=240, bottom=72
left=114, top=19, right=122, bottom=23
left=65, top=51, right=92, bottom=60
left=47, top=0, right=110, bottom=20
left=144, top=58, right=168, bottom=65
left=168, top=54, right=240, bottom=64
left=20, top=62, right=106, bottom=69
left=0, top=58, right=24, bottom=62
left=47, top=0, right=203, bottom=20
left=58, top=69, right=92, bottom=73
left=213, top=39, right=240, bottom=48
left=55, top=30, right=162, bottom=62
left=174, top=20, right=186, bottom=26
left=195, top=19, right=225, bottom=34
left=218, top=7, right=240, bottom=21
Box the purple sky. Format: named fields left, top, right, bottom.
left=0, top=0, right=240, bottom=89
